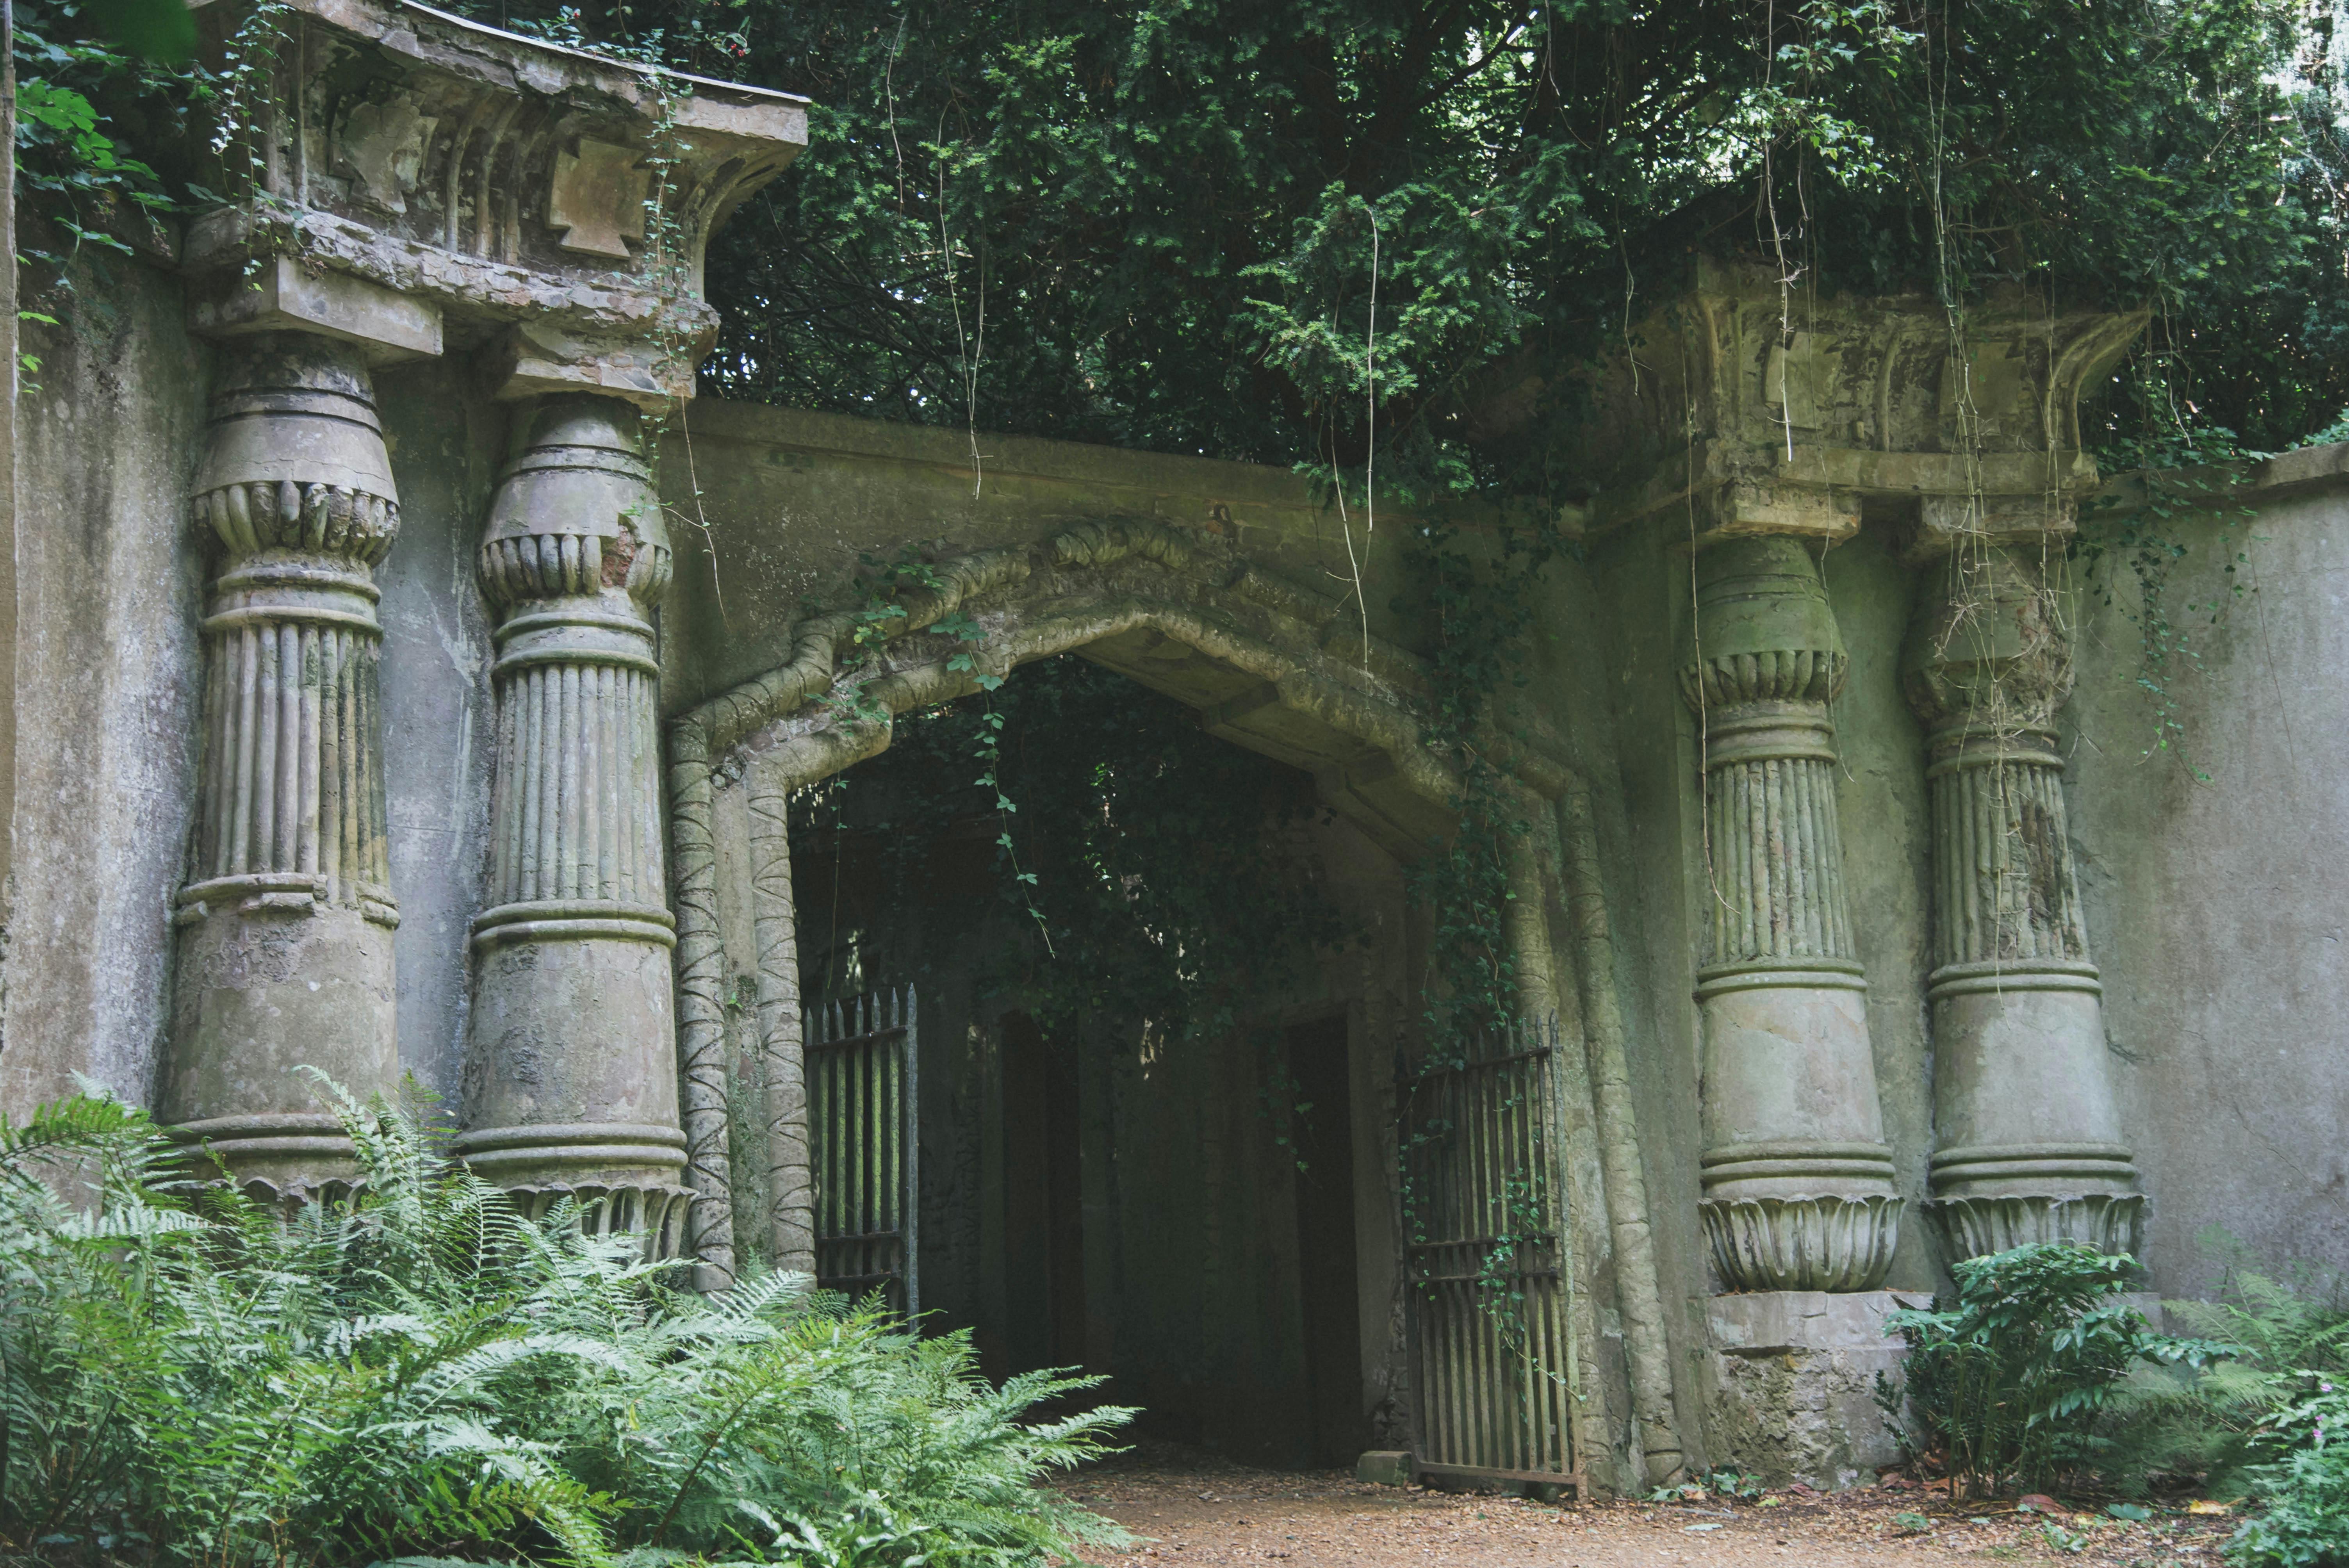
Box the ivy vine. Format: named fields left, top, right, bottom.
left=2075, top=385, right=2301, bottom=779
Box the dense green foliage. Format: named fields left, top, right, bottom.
left=793, top=653, right=1351, bottom=1047
left=0, top=1083, right=1130, bottom=1567
left=1882, top=1242, right=2226, bottom=1498
left=2232, top=1441, right=2349, bottom=1568
left=9, top=0, right=200, bottom=308
left=1882, top=1239, right=2349, bottom=1561
left=680, top=0, right=2349, bottom=485
left=23, top=3, right=2346, bottom=471
left=19, top=0, right=2346, bottom=1048
left=2103, top=1244, right=2349, bottom=1501
left=2073, top=1241, right=2349, bottom=1565
left=590, top=0, right=2345, bottom=1053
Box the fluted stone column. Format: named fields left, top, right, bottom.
left=1681, top=535, right=1902, bottom=1291
left=456, top=396, right=690, bottom=1255
left=165, top=334, right=403, bottom=1199
left=1903, top=546, right=2143, bottom=1259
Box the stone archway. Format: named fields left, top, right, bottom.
left=669, top=516, right=1554, bottom=1263
left=661, top=513, right=1683, bottom=1491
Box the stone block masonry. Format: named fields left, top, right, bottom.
left=1706, top=1291, right=1907, bottom=1488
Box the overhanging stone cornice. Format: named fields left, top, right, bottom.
left=1565, top=259, right=2145, bottom=554
left=182, top=0, right=809, bottom=398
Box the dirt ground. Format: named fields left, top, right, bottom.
left=1055, top=1443, right=2247, bottom=1567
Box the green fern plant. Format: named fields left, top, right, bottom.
left=1881, top=1242, right=2230, bottom=1499
left=2101, top=1257, right=2349, bottom=1499
left=0, top=1078, right=1133, bottom=1567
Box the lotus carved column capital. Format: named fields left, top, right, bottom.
left=1902, top=544, right=2076, bottom=741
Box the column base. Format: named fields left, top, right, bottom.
left=497, top=1178, right=693, bottom=1260
left=454, top=1121, right=692, bottom=1260
left=1706, top=1290, right=1908, bottom=1490
left=1702, top=1194, right=1904, bottom=1292
left=167, top=1112, right=362, bottom=1208
left=164, top=899, right=398, bottom=1200
left=1925, top=1191, right=2146, bottom=1261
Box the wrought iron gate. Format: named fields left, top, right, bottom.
left=1398, top=1015, right=1580, bottom=1492
left=807, top=986, right=919, bottom=1317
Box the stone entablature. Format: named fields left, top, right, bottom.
left=1559, top=259, right=2143, bottom=549
left=184, top=0, right=808, bottom=399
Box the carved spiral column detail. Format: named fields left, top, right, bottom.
left=1682, top=535, right=1902, bottom=1291
left=1904, top=547, right=2143, bottom=1260
left=457, top=396, right=690, bottom=1257
left=164, top=335, right=403, bottom=1201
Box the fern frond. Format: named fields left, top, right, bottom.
left=53, top=1205, right=211, bottom=1244
left=705, top=1267, right=815, bottom=1326
left=0, top=1087, right=1132, bottom=1568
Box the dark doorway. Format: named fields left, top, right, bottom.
left=1000, top=1009, right=1088, bottom=1376
left=1287, top=1014, right=1368, bottom=1466
left=787, top=655, right=1401, bottom=1469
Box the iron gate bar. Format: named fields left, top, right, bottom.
left=806, top=986, right=919, bottom=1319
left=1399, top=1014, right=1581, bottom=1495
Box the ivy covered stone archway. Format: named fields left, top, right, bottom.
left=663, top=513, right=1683, bottom=1490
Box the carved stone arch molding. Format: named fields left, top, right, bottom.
left=664, top=514, right=1684, bottom=1489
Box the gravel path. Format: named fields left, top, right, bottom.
left=1055, top=1444, right=2245, bottom=1567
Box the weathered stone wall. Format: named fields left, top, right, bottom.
left=2068, top=445, right=2349, bottom=1291
left=6, top=261, right=208, bottom=1113
left=1515, top=551, right=1711, bottom=1465
left=371, top=364, right=504, bottom=1105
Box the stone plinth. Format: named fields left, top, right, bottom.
left=1706, top=1290, right=1909, bottom=1490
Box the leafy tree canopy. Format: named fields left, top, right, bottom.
left=17, top=1, right=2346, bottom=485
left=664, top=0, right=2347, bottom=492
